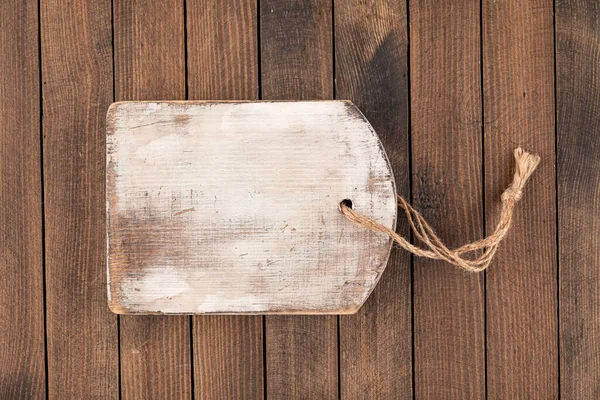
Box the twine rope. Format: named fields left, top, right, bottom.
left=340, top=148, right=541, bottom=273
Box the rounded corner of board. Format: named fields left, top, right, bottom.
left=106, top=101, right=126, bottom=118
left=107, top=299, right=128, bottom=315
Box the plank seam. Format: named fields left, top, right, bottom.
left=553, top=0, right=561, bottom=396
left=37, top=0, right=49, bottom=396
left=257, top=2, right=267, bottom=398
left=479, top=0, right=488, bottom=398
left=404, top=0, right=416, bottom=397
left=332, top=2, right=341, bottom=399
left=109, top=0, right=122, bottom=398
left=182, top=0, right=195, bottom=398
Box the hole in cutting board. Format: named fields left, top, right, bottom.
left=339, top=199, right=354, bottom=211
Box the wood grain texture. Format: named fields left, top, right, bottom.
left=0, top=0, right=577, bottom=396
left=187, top=0, right=258, bottom=101
left=40, top=0, right=119, bottom=397
left=483, top=0, right=558, bottom=397
left=107, top=101, right=396, bottom=313
left=113, top=1, right=192, bottom=398
left=0, top=0, right=46, bottom=397
left=409, top=0, right=485, bottom=397
left=186, top=1, right=263, bottom=398
left=335, top=0, right=412, bottom=398
left=260, top=0, right=337, bottom=397
left=194, top=315, right=263, bottom=399
left=261, top=0, right=333, bottom=101
left=557, top=0, right=600, bottom=397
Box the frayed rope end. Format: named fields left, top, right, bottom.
left=514, top=147, right=541, bottom=182
left=502, top=147, right=541, bottom=202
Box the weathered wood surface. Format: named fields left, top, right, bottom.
left=41, top=0, right=120, bottom=397
left=113, top=0, right=193, bottom=398
left=410, top=0, right=485, bottom=397
left=558, top=0, right=600, bottom=397
left=335, top=0, right=413, bottom=398
left=0, top=0, right=46, bottom=397
left=107, top=101, right=396, bottom=314
left=483, top=0, right=558, bottom=397
left=4, top=0, right=598, bottom=397
left=186, top=1, right=264, bottom=398
left=260, top=2, right=339, bottom=398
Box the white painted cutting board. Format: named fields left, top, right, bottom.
left=106, top=101, right=396, bottom=314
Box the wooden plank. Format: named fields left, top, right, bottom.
left=185, top=1, right=263, bottom=397
left=194, top=315, right=262, bottom=398
left=482, top=0, right=558, bottom=397
left=557, top=0, right=600, bottom=397
left=0, top=0, right=46, bottom=397
left=187, top=0, right=258, bottom=101
left=409, top=0, right=485, bottom=397
left=260, top=0, right=337, bottom=397
left=335, top=0, right=412, bottom=398
left=41, top=0, right=119, bottom=397
left=261, top=0, right=332, bottom=101
left=107, top=101, right=396, bottom=314
left=112, top=1, right=192, bottom=398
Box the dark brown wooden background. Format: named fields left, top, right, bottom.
left=1, top=0, right=598, bottom=398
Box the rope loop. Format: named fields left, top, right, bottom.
left=340, top=147, right=541, bottom=273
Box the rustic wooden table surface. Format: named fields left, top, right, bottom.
left=2, top=0, right=598, bottom=398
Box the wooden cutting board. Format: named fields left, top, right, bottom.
left=106, top=101, right=396, bottom=314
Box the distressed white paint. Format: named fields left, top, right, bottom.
left=106, top=101, right=397, bottom=314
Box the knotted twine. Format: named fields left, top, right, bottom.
left=340, top=148, right=541, bottom=273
